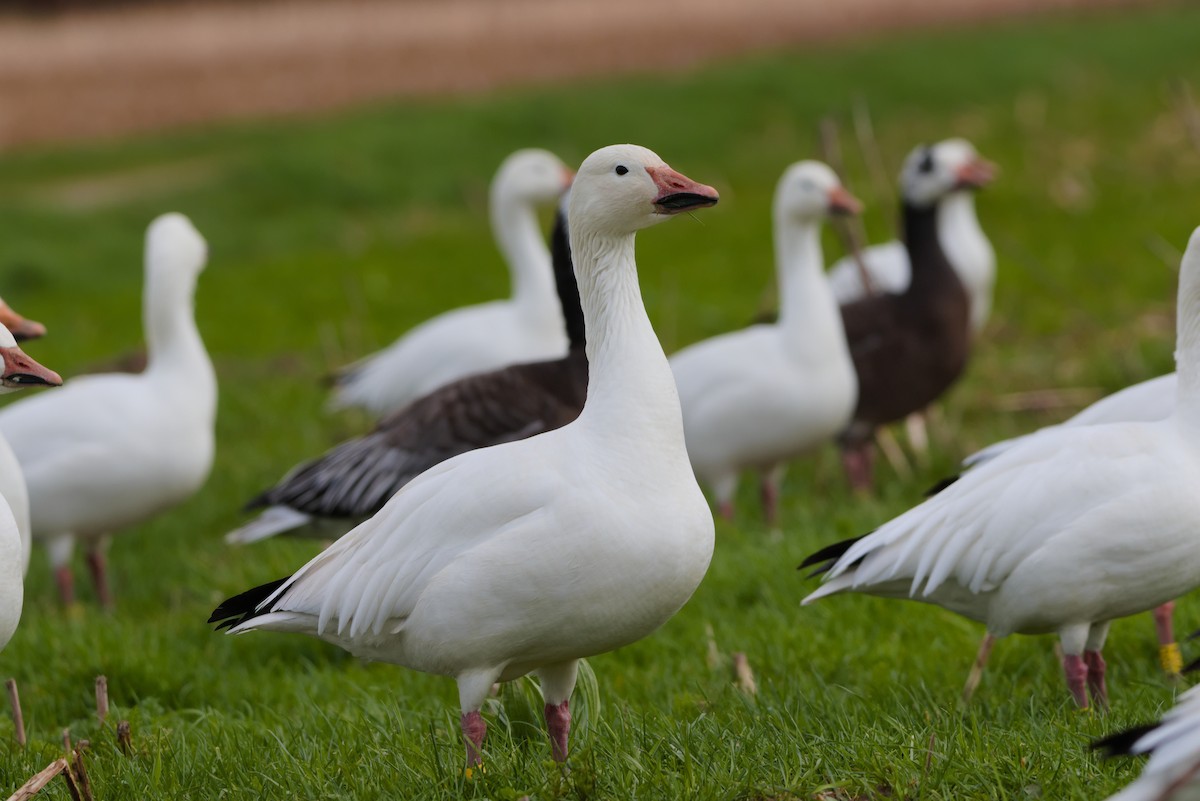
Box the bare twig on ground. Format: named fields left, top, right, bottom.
left=819, top=117, right=877, bottom=295
left=6, top=678, right=25, bottom=747
left=94, top=676, right=108, bottom=725
left=116, top=720, right=133, bottom=756
left=852, top=95, right=896, bottom=234
left=5, top=759, right=69, bottom=801
left=732, top=652, right=758, bottom=696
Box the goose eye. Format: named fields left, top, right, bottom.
left=615, top=165, right=628, bottom=176
left=917, top=149, right=935, bottom=174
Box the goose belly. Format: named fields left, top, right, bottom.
left=28, top=428, right=213, bottom=537
left=684, top=363, right=855, bottom=478
left=364, top=491, right=714, bottom=677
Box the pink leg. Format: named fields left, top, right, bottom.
left=54, top=565, right=75, bottom=607
left=717, top=501, right=735, bottom=521
left=461, top=711, right=486, bottom=767
left=961, top=633, right=995, bottom=705
left=1063, top=653, right=1089, bottom=708
left=85, top=548, right=113, bottom=611
left=759, top=478, right=779, bottom=528
left=545, top=700, right=571, bottom=762
left=1154, top=601, right=1176, bottom=646
left=1085, top=650, right=1108, bottom=710
left=841, top=443, right=875, bottom=492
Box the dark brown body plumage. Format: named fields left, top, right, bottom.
left=840, top=201, right=971, bottom=445
left=243, top=203, right=587, bottom=526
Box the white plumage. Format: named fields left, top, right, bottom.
left=213, top=145, right=719, bottom=767
left=670, top=161, right=859, bottom=524
left=803, top=225, right=1200, bottom=709
left=328, top=149, right=573, bottom=416
left=0, top=213, right=216, bottom=609
left=826, top=138, right=996, bottom=335
left=0, top=321, right=62, bottom=646
left=1097, top=685, right=1200, bottom=801
left=964, top=373, right=1177, bottom=467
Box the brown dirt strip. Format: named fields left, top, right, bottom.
left=0, top=0, right=1153, bottom=149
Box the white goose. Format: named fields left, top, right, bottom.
left=670, top=161, right=860, bottom=525
left=210, top=145, right=719, bottom=769
left=802, top=225, right=1200, bottom=710
left=963, top=374, right=1182, bottom=674
left=1094, top=682, right=1200, bottom=801
left=0, top=213, right=216, bottom=610
left=0, top=323, right=64, bottom=577
left=827, top=138, right=996, bottom=336
left=329, top=149, right=573, bottom=416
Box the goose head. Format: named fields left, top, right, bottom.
left=899, top=139, right=997, bottom=208
left=492, top=148, right=575, bottom=207
left=568, top=145, right=718, bottom=236
left=774, top=161, right=863, bottom=223
left=0, top=323, right=61, bottom=392
left=146, top=212, right=208, bottom=286
left=0, top=297, right=46, bottom=341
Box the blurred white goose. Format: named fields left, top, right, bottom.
left=0, top=323, right=64, bottom=577
left=0, top=213, right=216, bottom=610
left=0, top=324, right=61, bottom=641
left=802, top=225, right=1200, bottom=710
left=1095, top=680, right=1200, bottom=801
left=210, top=145, right=719, bottom=769
left=329, top=149, right=574, bottom=416
left=670, top=161, right=860, bottom=525
left=827, top=138, right=996, bottom=336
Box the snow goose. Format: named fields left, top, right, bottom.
left=827, top=139, right=996, bottom=336
left=210, top=145, right=718, bottom=768
left=0, top=296, right=47, bottom=341
left=963, top=373, right=1182, bottom=674
left=328, top=149, right=573, bottom=416
left=1094, top=681, right=1200, bottom=800
left=225, top=199, right=588, bottom=544
left=802, top=225, right=1200, bottom=709
left=838, top=143, right=987, bottom=490
left=670, top=161, right=860, bottom=525
left=0, top=324, right=63, bottom=578
left=0, top=213, right=216, bottom=610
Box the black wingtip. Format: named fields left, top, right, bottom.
left=798, top=532, right=871, bottom=572
left=924, top=474, right=961, bottom=497
left=209, top=576, right=291, bottom=630
left=1185, top=656, right=1200, bottom=674
left=1091, top=723, right=1159, bottom=757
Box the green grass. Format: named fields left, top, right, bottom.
left=1, top=4, right=1200, bottom=798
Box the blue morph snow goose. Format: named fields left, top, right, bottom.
left=226, top=200, right=587, bottom=544
left=827, top=138, right=996, bottom=336
left=804, top=226, right=1200, bottom=710
left=837, top=142, right=993, bottom=490
left=210, top=145, right=718, bottom=768
left=328, top=149, right=573, bottom=416
left=670, top=161, right=860, bottom=525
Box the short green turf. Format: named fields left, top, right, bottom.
left=2, top=4, right=1200, bottom=798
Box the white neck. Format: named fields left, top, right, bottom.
left=571, top=229, right=688, bottom=462
left=142, top=267, right=216, bottom=418
left=1175, top=248, right=1200, bottom=428
left=938, top=191, right=994, bottom=331
left=491, top=193, right=559, bottom=319
left=773, top=216, right=847, bottom=360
